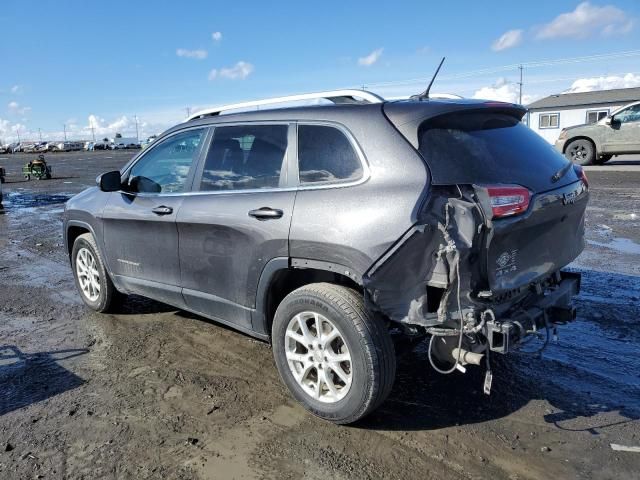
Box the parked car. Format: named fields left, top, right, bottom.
left=110, top=142, right=127, bottom=150
left=141, top=135, right=158, bottom=150
left=93, top=141, right=110, bottom=150
left=64, top=90, right=588, bottom=424
left=22, top=143, right=38, bottom=153
left=0, top=144, right=10, bottom=154
left=51, top=141, right=83, bottom=152
left=34, top=142, right=50, bottom=152
left=556, top=100, right=640, bottom=165
left=84, top=142, right=95, bottom=151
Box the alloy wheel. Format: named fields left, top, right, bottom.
left=284, top=311, right=352, bottom=403
left=76, top=247, right=100, bottom=302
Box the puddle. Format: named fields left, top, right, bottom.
left=587, top=237, right=640, bottom=255
left=2, top=192, right=72, bottom=210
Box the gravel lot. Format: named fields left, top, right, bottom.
left=0, top=151, right=639, bottom=479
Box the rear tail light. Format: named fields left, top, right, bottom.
left=573, top=164, right=589, bottom=188
left=485, top=185, right=531, bottom=219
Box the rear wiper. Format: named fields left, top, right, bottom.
left=551, top=162, right=573, bottom=183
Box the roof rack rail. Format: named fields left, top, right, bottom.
left=187, top=89, right=384, bottom=120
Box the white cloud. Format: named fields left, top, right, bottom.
left=208, top=61, right=254, bottom=80
left=563, top=73, right=640, bottom=93
left=7, top=101, right=31, bottom=116
left=0, top=118, right=27, bottom=141
left=473, top=78, right=534, bottom=104
left=358, top=48, right=383, bottom=67
left=10, top=85, right=22, bottom=94
left=212, top=31, right=222, bottom=42
left=536, top=2, right=633, bottom=40
left=492, top=29, right=523, bottom=51
left=176, top=48, right=208, bottom=59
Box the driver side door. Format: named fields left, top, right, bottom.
left=101, top=127, right=209, bottom=307
left=603, top=104, right=640, bottom=154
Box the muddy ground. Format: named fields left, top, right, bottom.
left=0, top=151, right=638, bottom=480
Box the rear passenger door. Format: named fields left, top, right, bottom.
left=177, top=123, right=296, bottom=330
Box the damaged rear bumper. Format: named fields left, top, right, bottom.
left=485, top=271, right=580, bottom=353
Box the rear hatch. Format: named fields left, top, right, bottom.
left=387, top=103, right=589, bottom=293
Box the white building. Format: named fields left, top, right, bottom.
left=526, top=87, right=640, bottom=144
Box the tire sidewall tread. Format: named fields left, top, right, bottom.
left=71, top=232, right=118, bottom=313
left=272, top=282, right=395, bottom=424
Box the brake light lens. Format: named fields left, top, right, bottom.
left=573, top=164, right=589, bottom=188
left=486, top=185, right=531, bottom=219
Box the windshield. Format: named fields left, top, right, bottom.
left=418, top=112, right=575, bottom=192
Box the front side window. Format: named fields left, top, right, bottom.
left=586, top=110, right=609, bottom=124
left=615, top=104, right=640, bottom=124
left=128, top=128, right=205, bottom=193
left=297, top=125, right=362, bottom=185
left=539, top=113, right=559, bottom=129
left=199, top=124, right=288, bottom=191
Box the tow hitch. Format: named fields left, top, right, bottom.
left=485, top=272, right=580, bottom=354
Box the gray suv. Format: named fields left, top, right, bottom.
left=64, top=90, right=588, bottom=424
left=556, top=100, right=640, bottom=165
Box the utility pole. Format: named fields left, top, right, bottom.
left=38, top=128, right=43, bottom=142
left=185, top=107, right=191, bottom=118
left=518, top=64, right=523, bottom=105
left=16, top=127, right=21, bottom=143
left=134, top=115, right=139, bottom=143
left=63, top=124, right=67, bottom=141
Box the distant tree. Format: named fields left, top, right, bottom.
left=115, top=133, right=122, bottom=138
left=102, top=137, right=109, bottom=142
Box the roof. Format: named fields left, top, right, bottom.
left=527, top=87, right=640, bottom=110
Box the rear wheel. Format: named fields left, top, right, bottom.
left=72, top=233, right=121, bottom=312
left=564, top=139, right=595, bottom=166
left=272, top=283, right=395, bottom=424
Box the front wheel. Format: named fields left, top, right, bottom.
left=272, top=283, right=396, bottom=424
left=564, top=139, right=595, bottom=166
left=72, top=233, right=121, bottom=312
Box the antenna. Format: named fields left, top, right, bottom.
left=411, top=57, right=446, bottom=101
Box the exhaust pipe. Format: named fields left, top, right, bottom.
left=452, top=348, right=484, bottom=366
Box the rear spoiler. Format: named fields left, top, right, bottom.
left=383, top=100, right=527, bottom=149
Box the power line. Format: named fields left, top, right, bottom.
left=362, top=49, right=640, bottom=89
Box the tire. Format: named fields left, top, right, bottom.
left=594, top=154, right=613, bottom=165
left=272, top=283, right=396, bottom=424
left=564, top=139, right=595, bottom=166
left=72, top=233, right=121, bottom=312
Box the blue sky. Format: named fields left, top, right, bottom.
left=1, top=0, right=640, bottom=141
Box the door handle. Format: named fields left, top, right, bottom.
left=248, top=207, right=283, bottom=220
left=152, top=205, right=173, bottom=215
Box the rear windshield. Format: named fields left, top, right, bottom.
left=418, top=112, right=573, bottom=191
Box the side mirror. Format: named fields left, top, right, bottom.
left=97, top=171, right=122, bottom=192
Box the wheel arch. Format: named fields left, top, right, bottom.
left=65, top=221, right=96, bottom=258
left=252, top=257, right=364, bottom=340
left=563, top=135, right=599, bottom=155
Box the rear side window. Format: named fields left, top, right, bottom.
left=298, top=125, right=362, bottom=185
left=199, top=124, right=288, bottom=191
left=418, top=112, right=572, bottom=192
